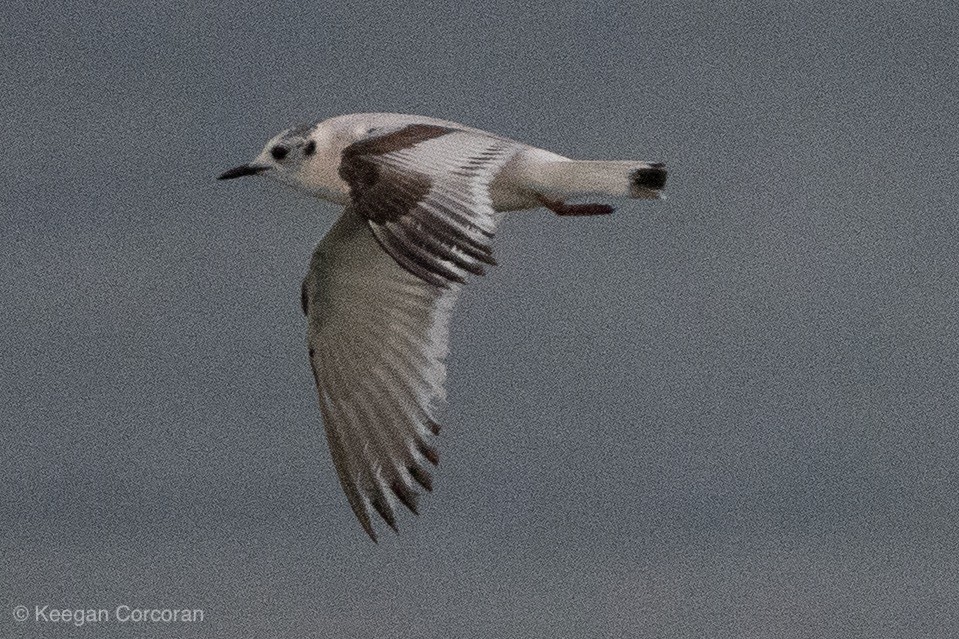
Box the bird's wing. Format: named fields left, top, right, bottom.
left=302, top=208, right=461, bottom=541
left=339, top=123, right=521, bottom=286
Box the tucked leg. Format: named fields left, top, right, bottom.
left=535, top=194, right=615, bottom=217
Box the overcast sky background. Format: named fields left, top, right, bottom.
left=2, top=1, right=958, bottom=637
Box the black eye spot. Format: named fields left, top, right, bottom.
left=270, top=145, right=289, bottom=161
left=303, top=140, right=316, bottom=156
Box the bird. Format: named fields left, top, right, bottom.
left=218, top=113, right=667, bottom=541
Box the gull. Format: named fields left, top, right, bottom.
left=218, top=113, right=667, bottom=540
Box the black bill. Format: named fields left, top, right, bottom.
left=217, top=164, right=269, bottom=180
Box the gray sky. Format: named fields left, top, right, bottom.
left=3, top=1, right=958, bottom=637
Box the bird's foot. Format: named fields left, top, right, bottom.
left=535, top=194, right=615, bottom=217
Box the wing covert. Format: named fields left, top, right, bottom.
left=339, top=123, right=520, bottom=286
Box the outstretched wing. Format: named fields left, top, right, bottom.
left=302, top=208, right=459, bottom=541
left=339, top=123, right=520, bottom=286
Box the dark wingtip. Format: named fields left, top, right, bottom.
left=417, top=439, right=439, bottom=466
left=391, top=480, right=420, bottom=515
left=409, top=465, right=434, bottom=492
left=371, top=495, right=399, bottom=533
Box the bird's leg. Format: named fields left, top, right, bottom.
left=535, top=193, right=615, bottom=217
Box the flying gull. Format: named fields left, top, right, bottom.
left=218, top=113, right=667, bottom=540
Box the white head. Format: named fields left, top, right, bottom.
left=218, top=123, right=336, bottom=197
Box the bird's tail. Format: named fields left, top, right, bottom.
left=528, top=160, right=668, bottom=201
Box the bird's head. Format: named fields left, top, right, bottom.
left=218, top=123, right=331, bottom=196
